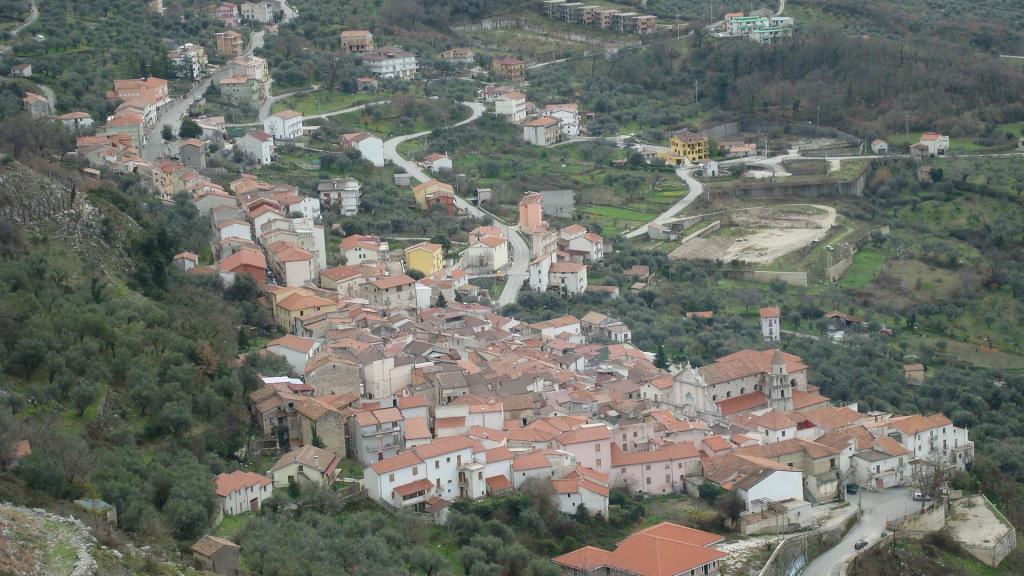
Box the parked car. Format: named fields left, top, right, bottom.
left=913, top=491, right=932, bottom=502
left=854, top=539, right=868, bottom=550
left=846, top=483, right=860, bottom=494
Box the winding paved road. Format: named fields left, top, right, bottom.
left=802, top=488, right=915, bottom=575
left=383, top=102, right=530, bottom=307
left=144, top=0, right=296, bottom=159
left=9, top=0, right=37, bottom=38
left=624, top=167, right=704, bottom=238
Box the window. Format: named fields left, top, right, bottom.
left=646, top=477, right=651, bottom=485
left=595, top=443, right=601, bottom=453
left=412, top=466, right=418, bottom=475
left=435, top=461, right=439, bottom=470
left=782, top=430, right=786, bottom=437
left=645, top=464, right=651, bottom=471
left=678, top=463, right=683, bottom=469
left=446, top=457, right=451, bottom=463
left=596, top=458, right=602, bottom=467
left=633, top=431, right=638, bottom=438
left=389, top=473, right=395, bottom=482
left=740, top=387, right=745, bottom=394
left=712, top=394, right=717, bottom=401
left=622, top=443, right=627, bottom=451
left=297, top=465, right=304, bottom=472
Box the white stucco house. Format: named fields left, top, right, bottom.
left=237, top=131, right=274, bottom=164
left=215, top=471, right=273, bottom=516
left=266, top=334, right=322, bottom=374
left=264, top=109, right=303, bottom=140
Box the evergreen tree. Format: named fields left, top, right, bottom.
left=161, top=125, right=174, bottom=141
left=654, top=344, right=669, bottom=370
left=178, top=117, right=202, bottom=139
left=434, top=293, right=448, bottom=308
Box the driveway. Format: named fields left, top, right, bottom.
left=802, top=487, right=916, bottom=576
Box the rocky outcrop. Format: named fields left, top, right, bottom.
left=0, top=503, right=97, bottom=576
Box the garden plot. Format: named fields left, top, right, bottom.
left=669, top=204, right=837, bottom=264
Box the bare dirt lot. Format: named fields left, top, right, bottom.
left=669, top=204, right=837, bottom=264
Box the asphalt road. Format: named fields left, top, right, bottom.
left=623, top=166, right=704, bottom=238
left=382, top=102, right=529, bottom=307
left=802, top=487, right=916, bottom=576
left=144, top=0, right=296, bottom=160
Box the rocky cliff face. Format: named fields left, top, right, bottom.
left=0, top=503, right=97, bottom=576
left=0, top=160, right=135, bottom=275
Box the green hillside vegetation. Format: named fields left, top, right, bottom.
left=0, top=153, right=288, bottom=552
left=13, top=0, right=237, bottom=119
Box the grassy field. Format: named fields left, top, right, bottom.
left=837, top=246, right=886, bottom=289
left=271, top=91, right=388, bottom=116
left=214, top=512, right=251, bottom=539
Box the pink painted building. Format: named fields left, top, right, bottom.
left=556, top=424, right=612, bottom=475
left=610, top=442, right=701, bottom=495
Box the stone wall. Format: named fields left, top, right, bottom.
left=759, top=510, right=859, bottom=576
left=886, top=502, right=946, bottom=537
left=724, top=270, right=809, bottom=287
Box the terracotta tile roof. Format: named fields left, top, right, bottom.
left=267, top=334, right=318, bottom=354
left=799, top=405, right=862, bottom=430
left=468, top=426, right=506, bottom=442
left=192, top=535, right=239, bottom=557
left=791, top=389, right=830, bottom=410
left=633, top=522, right=724, bottom=548
left=605, top=528, right=727, bottom=576
left=277, top=291, right=335, bottom=311
left=750, top=409, right=797, bottom=430
left=715, top=391, right=767, bottom=416
left=557, top=424, right=611, bottom=445
left=271, top=445, right=337, bottom=473
left=393, top=478, right=433, bottom=497
left=404, top=417, right=432, bottom=440
left=816, top=425, right=875, bottom=451
left=219, top=247, right=265, bottom=272
left=610, top=442, right=699, bottom=466
left=268, top=241, right=312, bottom=262
left=889, top=414, right=952, bottom=436
left=524, top=116, right=560, bottom=127
left=518, top=192, right=543, bottom=205
left=704, top=453, right=793, bottom=492
left=552, top=476, right=609, bottom=497
left=482, top=446, right=513, bottom=463
left=702, top=436, right=732, bottom=452
left=701, top=349, right=806, bottom=386
left=759, top=307, right=780, bottom=318
left=552, top=546, right=612, bottom=571
left=214, top=470, right=270, bottom=496
left=370, top=274, right=415, bottom=290
left=413, top=435, right=477, bottom=459
left=550, top=261, right=586, bottom=273
left=397, top=395, right=429, bottom=409
left=370, top=451, right=422, bottom=474
left=272, top=109, right=302, bottom=119
left=436, top=416, right=466, bottom=429
left=339, top=233, right=382, bottom=251
left=485, top=474, right=512, bottom=491
left=512, top=450, right=552, bottom=471
left=320, top=265, right=368, bottom=281
left=736, top=438, right=840, bottom=461
left=875, top=436, right=909, bottom=457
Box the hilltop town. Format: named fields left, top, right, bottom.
left=0, top=0, right=1023, bottom=575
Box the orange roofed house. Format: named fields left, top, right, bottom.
left=553, top=522, right=727, bottom=576
left=214, top=470, right=273, bottom=517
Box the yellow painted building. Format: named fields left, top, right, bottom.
left=405, top=242, right=445, bottom=275
left=412, top=179, right=455, bottom=210
left=664, top=129, right=709, bottom=165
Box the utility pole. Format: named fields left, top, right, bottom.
left=905, top=113, right=910, bottom=136
left=817, top=103, right=821, bottom=126
left=694, top=79, right=699, bottom=106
